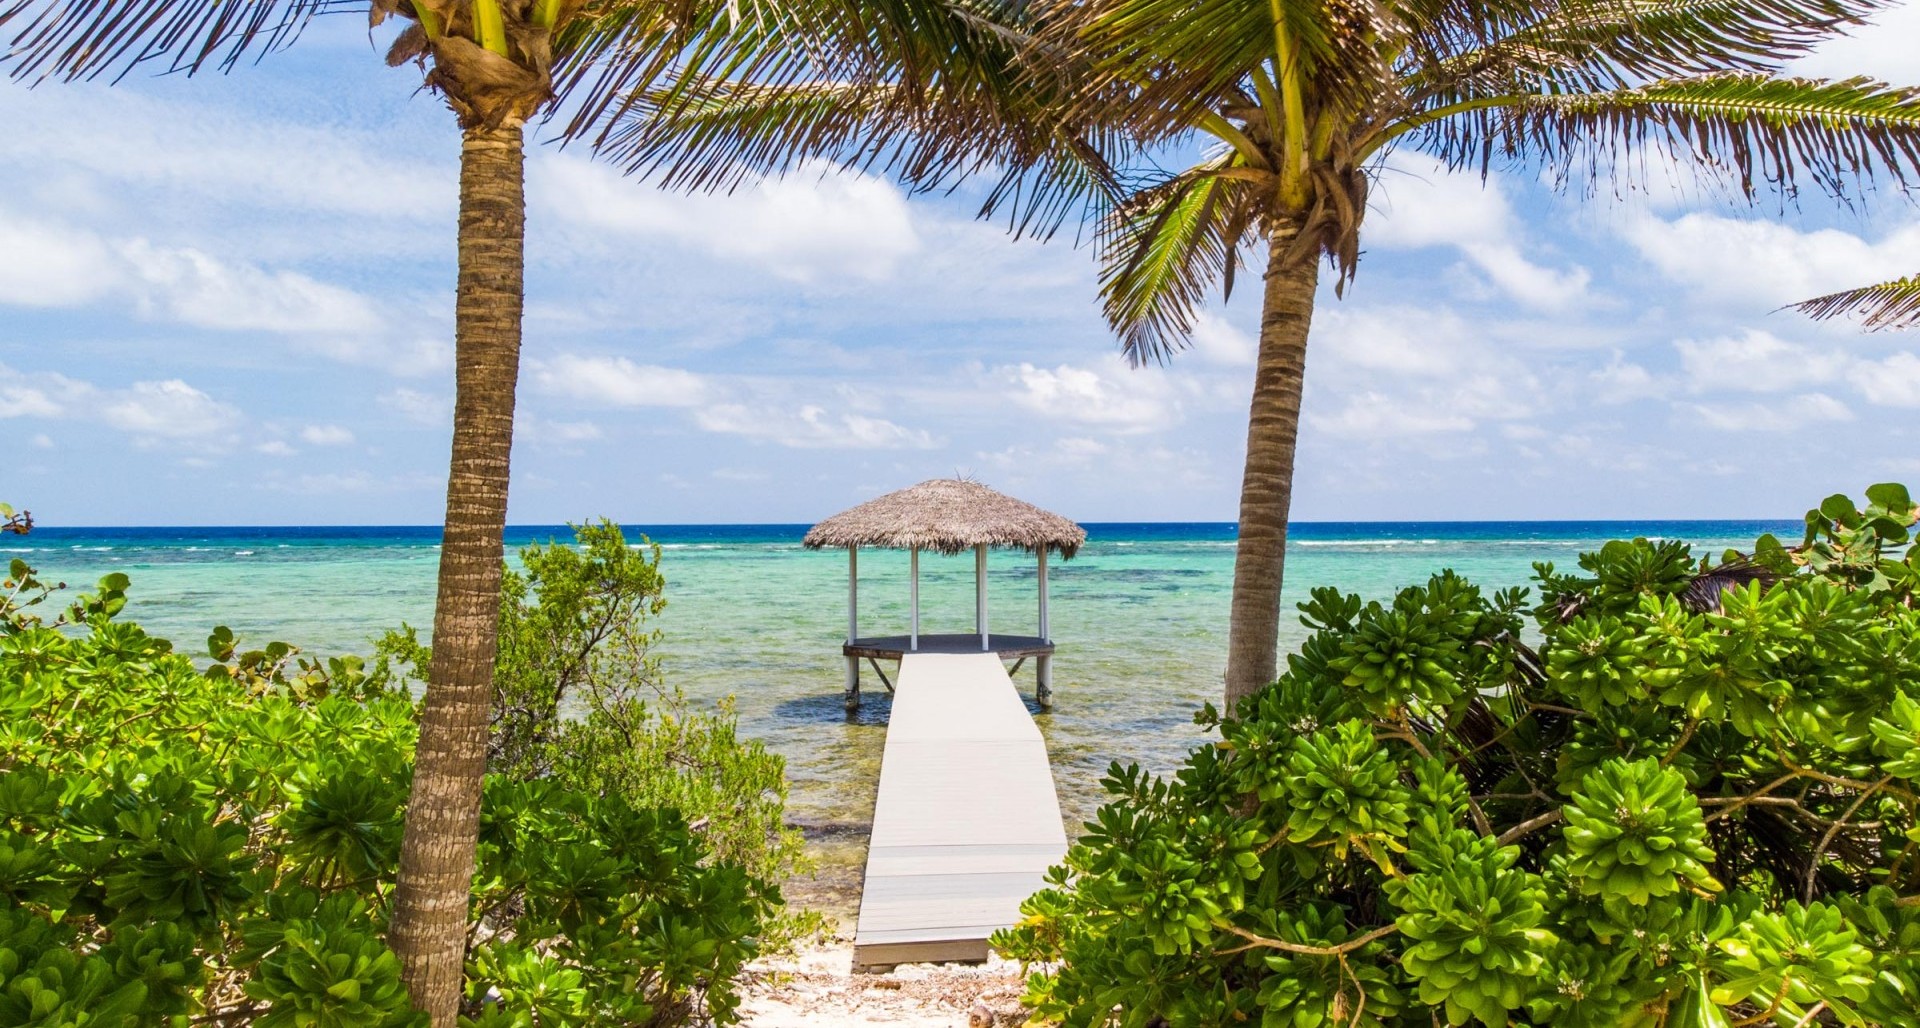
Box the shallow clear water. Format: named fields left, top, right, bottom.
left=10, top=520, right=1794, bottom=907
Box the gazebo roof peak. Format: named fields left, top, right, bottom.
left=803, top=478, right=1086, bottom=559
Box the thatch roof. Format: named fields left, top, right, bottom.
left=804, top=479, right=1086, bottom=559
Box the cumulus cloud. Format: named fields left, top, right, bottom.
left=381, top=388, right=452, bottom=427
left=695, top=403, right=939, bottom=449
left=1623, top=214, right=1920, bottom=311
left=1849, top=351, right=1920, bottom=407
left=300, top=424, right=355, bottom=446
left=532, top=355, right=712, bottom=408
left=1591, top=353, right=1668, bottom=404
left=534, top=157, right=920, bottom=283
left=100, top=380, right=240, bottom=439
left=1674, top=329, right=1847, bottom=393
left=1367, top=155, right=1590, bottom=310
left=998, top=358, right=1182, bottom=432
left=1686, top=392, right=1854, bottom=432
left=1188, top=314, right=1257, bottom=366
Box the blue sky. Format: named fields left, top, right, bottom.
left=3, top=8, right=1920, bottom=526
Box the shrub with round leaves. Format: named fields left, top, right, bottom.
left=997, top=486, right=1920, bottom=1027
left=1, top=550, right=779, bottom=1026
left=1561, top=757, right=1719, bottom=905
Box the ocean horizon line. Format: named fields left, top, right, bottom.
left=21, top=517, right=1806, bottom=533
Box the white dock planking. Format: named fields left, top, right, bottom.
left=852, top=651, right=1068, bottom=970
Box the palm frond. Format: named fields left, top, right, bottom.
left=1046, top=0, right=1385, bottom=144
left=559, top=0, right=1127, bottom=239
left=0, top=0, right=357, bottom=82
left=1791, top=274, right=1920, bottom=330
left=1409, top=0, right=1888, bottom=100
left=1098, top=157, right=1261, bottom=364
left=1412, top=73, right=1920, bottom=201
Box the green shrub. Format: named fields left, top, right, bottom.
left=997, top=484, right=1920, bottom=1027
left=0, top=557, right=775, bottom=1026
left=372, top=520, right=824, bottom=948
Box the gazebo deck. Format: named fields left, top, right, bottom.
left=844, top=633, right=1055, bottom=660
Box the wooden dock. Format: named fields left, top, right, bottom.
left=852, top=651, right=1067, bottom=970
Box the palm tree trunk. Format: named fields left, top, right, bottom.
left=389, top=121, right=526, bottom=1027
left=1223, top=222, right=1319, bottom=712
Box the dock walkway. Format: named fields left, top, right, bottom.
left=852, top=652, right=1067, bottom=970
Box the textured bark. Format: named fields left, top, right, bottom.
left=1223, top=223, right=1319, bottom=712
left=389, top=122, right=526, bottom=1027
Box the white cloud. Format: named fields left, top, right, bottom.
left=29, top=433, right=54, bottom=449
left=998, top=359, right=1182, bottom=432
left=300, top=424, right=355, bottom=446
left=1591, top=353, right=1667, bottom=404
left=1189, top=313, right=1257, bottom=366
left=1850, top=351, right=1920, bottom=407
left=0, top=84, right=451, bottom=222
left=695, top=403, right=939, bottom=450
left=1789, top=4, right=1920, bottom=82
left=1686, top=392, right=1854, bottom=432
left=534, top=157, right=920, bottom=283
left=514, top=413, right=604, bottom=444
left=100, top=380, right=239, bottom=439
left=256, top=440, right=297, bottom=457
left=533, top=355, right=712, bottom=408
left=1368, top=155, right=1589, bottom=310
left=1623, top=214, right=1920, bottom=311
left=120, top=239, right=382, bottom=334
left=383, top=388, right=452, bottom=426
left=0, top=220, right=118, bottom=307
left=1674, top=329, right=1846, bottom=393
left=1312, top=391, right=1476, bottom=438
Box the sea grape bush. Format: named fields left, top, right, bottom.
left=369, top=521, right=825, bottom=947
left=996, top=485, right=1920, bottom=1026
left=0, top=556, right=775, bottom=1026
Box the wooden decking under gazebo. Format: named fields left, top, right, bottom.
left=803, top=479, right=1083, bottom=970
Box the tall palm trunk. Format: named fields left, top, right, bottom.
left=1223, top=223, right=1318, bottom=711
left=389, top=122, right=526, bottom=1027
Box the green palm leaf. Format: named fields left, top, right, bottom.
left=1098, top=156, right=1257, bottom=363
left=1409, top=73, right=1920, bottom=198
left=1410, top=0, right=1889, bottom=99
left=1792, top=274, right=1920, bottom=330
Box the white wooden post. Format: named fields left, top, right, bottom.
left=1036, top=546, right=1052, bottom=709
left=1037, top=547, right=1049, bottom=642
left=845, top=546, right=860, bottom=711
left=909, top=547, right=920, bottom=651
left=848, top=546, right=859, bottom=643
left=976, top=544, right=989, bottom=651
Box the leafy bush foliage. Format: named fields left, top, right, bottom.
left=372, top=520, right=824, bottom=947
left=1, top=547, right=777, bottom=1025
left=997, top=485, right=1920, bottom=1027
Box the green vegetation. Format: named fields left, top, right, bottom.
left=0, top=534, right=782, bottom=1026
left=997, top=485, right=1920, bottom=1026
left=372, top=521, right=825, bottom=948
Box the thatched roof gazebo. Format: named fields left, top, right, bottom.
left=805, top=479, right=1085, bottom=711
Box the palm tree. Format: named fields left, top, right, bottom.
left=1032, top=0, right=1920, bottom=709
left=1795, top=274, right=1920, bottom=329
left=0, top=1, right=1106, bottom=1020
left=0, top=2, right=711, bottom=1019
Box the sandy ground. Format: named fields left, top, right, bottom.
left=736, top=932, right=1031, bottom=1028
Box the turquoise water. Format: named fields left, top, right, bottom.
left=8, top=520, right=1794, bottom=906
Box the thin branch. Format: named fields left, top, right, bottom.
left=1496, top=809, right=1563, bottom=846
left=1803, top=775, right=1890, bottom=902
left=1217, top=921, right=1399, bottom=957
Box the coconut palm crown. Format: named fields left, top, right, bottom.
left=1030, top=0, right=1920, bottom=709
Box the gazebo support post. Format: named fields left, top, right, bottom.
left=1037, top=547, right=1051, bottom=708
left=845, top=546, right=860, bottom=712
left=909, top=547, right=920, bottom=651
left=976, top=544, right=989, bottom=652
